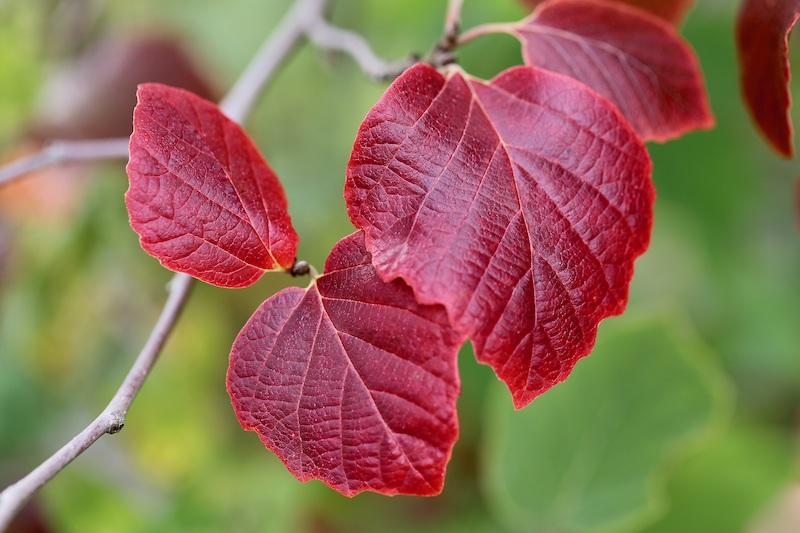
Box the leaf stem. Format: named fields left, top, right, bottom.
left=457, top=21, right=517, bottom=47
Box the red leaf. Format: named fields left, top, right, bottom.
left=519, top=0, right=694, bottom=24
left=346, top=64, right=654, bottom=408
left=227, top=232, right=462, bottom=496
left=509, top=0, right=713, bottom=141
left=736, top=0, right=799, bottom=158
left=125, top=83, right=298, bottom=287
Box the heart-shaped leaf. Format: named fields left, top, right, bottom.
left=227, top=231, right=462, bottom=496
left=508, top=0, right=713, bottom=141
left=126, top=83, right=298, bottom=288
left=736, top=0, right=799, bottom=158
left=346, top=63, right=653, bottom=408
left=483, top=315, right=729, bottom=532
left=519, top=0, right=694, bottom=25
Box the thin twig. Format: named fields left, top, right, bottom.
left=305, top=18, right=416, bottom=81
left=0, top=0, right=330, bottom=528
left=0, top=138, right=129, bottom=189
left=428, top=0, right=465, bottom=68
left=443, top=0, right=464, bottom=46
left=0, top=273, right=193, bottom=530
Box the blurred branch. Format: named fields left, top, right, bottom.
left=0, top=0, right=332, bottom=528
left=0, top=138, right=129, bottom=189
left=0, top=274, right=194, bottom=530
left=305, top=19, right=416, bottom=81
left=219, top=0, right=327, bottom=121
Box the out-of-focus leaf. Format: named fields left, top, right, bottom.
left=736, top=0, right=799, bottom=157
left=482, top=314, right=730, bottom=533
left=32, top=33, right=216, bottom=140
left=643, top=424, right=794, bottom=533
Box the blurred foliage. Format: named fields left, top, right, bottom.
left=0, top=0, right=798, bottom=532
left=483, top=315, right=731, bottom=533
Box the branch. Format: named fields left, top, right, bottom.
left=305, top=18, right=416, bottom=81
left=0, top=273, right=193, bottom=530
left=0, top=138, right=129, bottom=189
left=219, top=0, right=327, bottom=122
left=428, top=0, right=465, bottom=68
left=0, top=0, right=330, bottom=528
left=443, top=0, right=464, bottom=45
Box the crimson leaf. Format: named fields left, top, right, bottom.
left=519, top=0, right=695, bottom=25
left=507, top=0, right=713, bottom=141
left=346, top=64, right=653, bottom=408
left=125, top=83, right=298, bottom=287
left=227, top=231, right=462, bottom=496
left=736, top=0, right=799, bottom=158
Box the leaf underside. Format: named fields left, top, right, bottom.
left=346, top=63, right=654, bottom=408
left=126, top=83, right=298, bottom=288
left=736, top=0, right=799, bottom=158
left=512, top=0, right=713, bottom=142
left=227, top=232, right=462, bottom=496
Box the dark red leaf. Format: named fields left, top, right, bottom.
left=508, top=0, right=713, bottom=141
left=736, top=0, right=799, bottom=158
left=33, top=34, right=216, bottom=141
left=346, top=64, right=654, bottom=408
left=227, top=231, right=462, bottom=496
left=125, top=83, right=298, bottom=288
left=519, top=0, right=694, bottom=24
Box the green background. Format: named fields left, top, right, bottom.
left=0, top=0, right=798, bottom=531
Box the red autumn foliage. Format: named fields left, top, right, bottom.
left=736, top=0, right=800, bottom=158
left=125, top=84, right=298, bottom=287
left=227, top=232, right=462, bottom=496
left=119, top=0, right=724, bottom=498
left=520, top=0, right=694, bottom=24
left=346, top=64, right=653, bottom=408
left=509, top=0, right=713, bottom=142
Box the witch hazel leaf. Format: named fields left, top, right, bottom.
left=507, top=0, right=713, bottom=141
left=125, top=83, right=298, bottom=288
left=227, top=231, right=462, bottom=496
left=346, top=63, right=654, bottom=408
left=519, top=0, right=695, bottom=25
left=736, top=0, right=799, bottom=158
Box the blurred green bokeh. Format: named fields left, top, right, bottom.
left=0, top=1, right=798, bottom=532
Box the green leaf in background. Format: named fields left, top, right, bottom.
left=482, top=314, right=731, bottom=533
left=643, top=423, right=794, bottom=533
